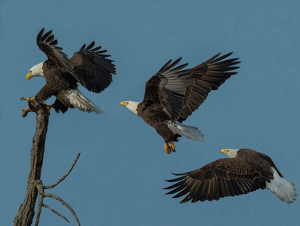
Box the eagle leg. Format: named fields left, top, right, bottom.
left=169, top=141, right=176, bottom=152
left=164, top=143, right=170, bottom=154
left=164, top=142, right=176, bottom=154
left=40, top=103, right=53, bottom=113
left=21, top=97, right=36, bottom=108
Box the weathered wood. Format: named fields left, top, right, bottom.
left=13, top=105, right=50, bottom=226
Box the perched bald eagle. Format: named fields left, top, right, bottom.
left=22, top=28, right=116, bottom=114
left=120, top=53, right=239, bottom=154
left=165, top=148, right=296, bottom=203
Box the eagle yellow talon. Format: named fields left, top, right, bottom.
left=164, top=143, right=170, bottom=154
left=164, top=142, right=176, bottom=154
left=169, top=141, right=175, bottom=151
left=40, top=103, right=53, bottom=113
left=21, top=97, right=35, bottom=102
left=21, top=97, right=36, bottom=108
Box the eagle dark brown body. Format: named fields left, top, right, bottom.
left=121, top=53, right=240, bottom=153
left=137, top=102, right=181, bottom=143
left=24, top=28, right=116, bottom=114
left=165, top=148, right=296, bottom=203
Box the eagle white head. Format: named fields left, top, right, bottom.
left=120, top=101, right=140, bottom=115
left=221, top=149, right=239, bottom=158
left=27, top=62, right=44, bottom=80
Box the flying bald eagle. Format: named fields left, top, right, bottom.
left=165, top=148, right=296, bottom=203
left=22, top=28, right=116, bottom=114
left=120, top=53, right=239, bottom=154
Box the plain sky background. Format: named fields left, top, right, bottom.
left=1, top=0, right=299, bottom=225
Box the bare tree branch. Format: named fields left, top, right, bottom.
left=42, top=204, right=70, bottom=223
left=44, top=192, right=80, bottom=225
left=34, top=180, right=44, bottom=226
left=33, top=153, right=81, bottom=226
left=14, top=104, right=81, bottom=226
left=34, top=178, right=81, bottom=226
left=45, top=153, right=81, bottom=189
left=22, top=107, right=33, bottom=118
left=21, top=98, right=37, bottom=118
left=14, top=104, right=49, bottom=226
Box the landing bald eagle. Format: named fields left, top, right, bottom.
left=120, top=53, right=239, bottom=153
left=22, top=28, right=116, bottom=114
left=165, top=148, right=296, bottom=203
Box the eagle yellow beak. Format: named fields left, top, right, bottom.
left=221, top=149, right=229, bottom=154
left=26, top=72, right=32, bottom=80
left=120, top=101, right=128, bottom=106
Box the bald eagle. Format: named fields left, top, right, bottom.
left=120, top=53, right=239, bottom=154
left=165, top=148, right=296, bottom=203
left=22, top=28, right=116, bottom=114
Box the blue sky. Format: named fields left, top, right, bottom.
left=1, top=0, right=300, bottom=225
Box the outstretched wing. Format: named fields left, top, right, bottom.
left=164, top=158, right=266, bottom=203
left=36, top=28, right=75, bottom=76
left=178, top=52, right=240, bottom=123
left=143, top=58, right=192, bottom=121
left=70, top=42, right=116, bottom=93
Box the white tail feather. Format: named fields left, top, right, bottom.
left=66, top=89, right=103, bottom=114
left=167, top=121, right=204, bottom=141
left=266, top=167, right=296, bottom=204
